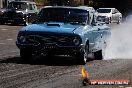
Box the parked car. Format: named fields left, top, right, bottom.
left=96, top=8, right=122, bottom=24
left=16, top=6, right=111, bottom=64
left=0, top=1, right=39, bottom=25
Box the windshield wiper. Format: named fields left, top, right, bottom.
left=70, top=22, right=79, bottom=24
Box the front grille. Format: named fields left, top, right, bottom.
left=97, top=16, right=106, bottom=21
left=43, top=45, right=57, bottom=49
left=26, top=35, right=74, bottom=46
left=3, top=11, right=23, bottom=18
left=3, top=11, right=15, bottom=18
left=97, top=16, right=106, bottom=18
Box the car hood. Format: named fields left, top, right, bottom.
left=20, top=22, right=82, bottom=34
left=0, top=8, right=6, bottom=12
left=1, top=8, right=26, bottom=14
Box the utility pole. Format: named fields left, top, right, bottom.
left=0, top=0, right=3, bottom=8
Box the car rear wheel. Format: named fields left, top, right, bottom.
left=20, top=49, right=32, bottom=62
left=94, top=50, right=104, bottom=60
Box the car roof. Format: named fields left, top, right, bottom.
left=10, top=1, right=36, bottom=4
left=42, top=6, right=94, bottom=11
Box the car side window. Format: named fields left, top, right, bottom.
left=112, top=9, right=116, bottom=14
left=29, top=4, right=34, bottom=10
left=113, top=9, right=118, bottom=14
left=33, top=4, right=37, bottom=10
left=115, top=9, right=119, bottom=13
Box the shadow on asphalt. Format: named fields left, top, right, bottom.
left=0, top=55, right=87, bottom=66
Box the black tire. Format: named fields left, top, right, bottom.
left=106, top=17, right=111, bottom=24
left=94, top=50, right=103, bottom=60
left=20, top=49, right=32, bottom=62
left=117, top=17, right=122, bottom=24
left=76, top=44, right=89, bottom=65
left=0, top=21, right=5, bottom=25
left=11, top=22, right=17, bottom=26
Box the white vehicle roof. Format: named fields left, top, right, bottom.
left=98, top=8, right=115, bottom=10
left=78, top=6, right=95, bottom=10
left=10, top=1, right=36, bottom=4
left=42, top=6, right=95, bottom=11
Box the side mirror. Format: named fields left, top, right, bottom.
left=112, top=12, right=116, bottom=14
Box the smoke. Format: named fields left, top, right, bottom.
left=104, top=15, right=132, bottom=59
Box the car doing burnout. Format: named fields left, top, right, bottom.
left=16, top=6, right=111, bottom=64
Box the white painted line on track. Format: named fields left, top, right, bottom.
left=7, top=39, right=13, bottom=41
left=119, top=86, right=124, bottom=88
left=0, top=43, right=5, bottom=45
left=11, top=51, right=17, bottom=53
left=1, top=29, right=9, bottom=31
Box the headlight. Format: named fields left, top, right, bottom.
left=0, top=11, right=4, bottom=15
left=16, top=11, right=24, bottom=14
left=19, top=36, right=26, bottom=43
left=73, top=37, right=80, bottom=46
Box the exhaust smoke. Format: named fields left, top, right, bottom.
left=104, top=15, right=132, bottom=59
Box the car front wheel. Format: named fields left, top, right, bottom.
left=76, top=44, right=89, bottom=65
left=106, top=17, right=111, bottom=24
left=0, top=21, right=5, bottom=25
left=20, top=49, right=32, bottom=62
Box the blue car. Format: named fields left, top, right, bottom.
left=16, top=6, right=111, bottom=64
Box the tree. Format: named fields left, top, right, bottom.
left=34, top=0, right=49, bottom=5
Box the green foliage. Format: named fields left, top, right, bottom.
left=34, top=0, right=70, bottom=6
left=34, top=0, right=49, bottom=5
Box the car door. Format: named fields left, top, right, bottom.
left=112, top=9, right=119, bottom=22
left=112, top=9, right=117, bottom=21
left=114, top=9, right=120, bottom=21
left=91, top=24, right=109, bottom=51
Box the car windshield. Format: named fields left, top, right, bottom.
left=7, top=2, right=27, bottom=10
left=37, top=8, right=89, bottom=25
left=97, top=9, right=111, bottom=13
